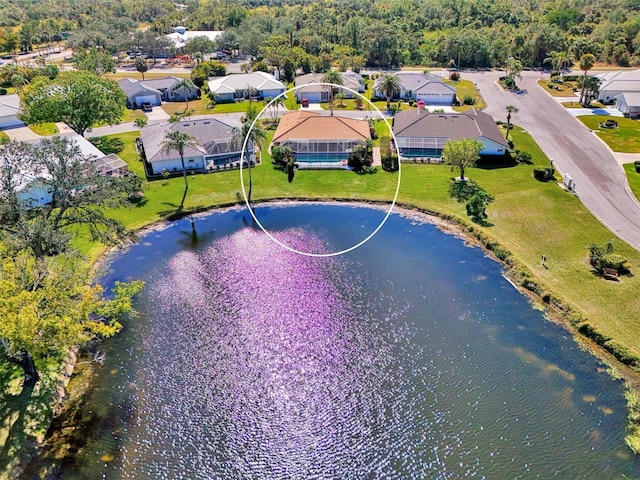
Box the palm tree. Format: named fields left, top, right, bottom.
left=544, top=51, right=573, bottom=81
left=505, top=105, right=518, bottom=140
left=264, top=95, right=285, bottom=122
left=192, top=52, right=203, bottom=66
left=505, top=57, right=523, bottom=91
left=321, top=70, right=343, bottom=116
left=161, top=130, right=199, bottom=209
left=232, top=121, right=267, bottom=204
left=134, top=57, right=148, bottom=80
left=174, top=78, right=196, bottom=112
left=378, top=72, right=401, bottom=112
left=579, top=53, right=596, bottom=106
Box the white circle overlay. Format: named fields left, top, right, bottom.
left=239, top=81, right=402, bottom=257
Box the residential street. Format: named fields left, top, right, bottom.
left=464, top=69, right=640, bottom=252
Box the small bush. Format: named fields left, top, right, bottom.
left=449, top=72, right=460, bottom=81
left=604, top=340, right=638, bottom=367
left=462, top=95, right=475, bottom=105
left=513, top=150, right=533, bottom=165
left=533, top=167, right=555, bottom=181
left=0, top=87, right=6, bottom=95
left=600, top=253, right=628, bottom=273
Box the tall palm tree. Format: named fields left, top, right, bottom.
left=174, top=78, right=196, bottom=112
left=505, top=105, right=518, bottom=140
left=544, top=51, right=573, bottom=81
left=232, top=121, right=267, bottom=204
left=161, top=130, right=199, bottom=209
left=321, top=70, right=343, bottom=116
left=264, top=95, right=285, bottom=122
left=378, top=72, right=401, bottom=112
left=579, top=53, right=596, bottom=106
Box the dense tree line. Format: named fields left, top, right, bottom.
left=2, top=0, right=640, bottom=69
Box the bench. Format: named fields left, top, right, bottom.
left=603, top=267, right=619, bottom=280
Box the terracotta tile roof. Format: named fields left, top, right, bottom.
left=272, top=111, right=371, bottom=143
left=393, top=109, right=508, bottom=148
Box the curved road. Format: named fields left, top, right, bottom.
left=464, top=70, right=640, bottom=252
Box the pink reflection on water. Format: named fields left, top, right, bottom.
left=156, top=227, right=374, bottom=473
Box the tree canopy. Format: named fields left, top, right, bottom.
left=442, top=138, right=484, bottom=181
left=0, top=137, right=141, bottom=261
left=19, top=71, right=126, bottom=136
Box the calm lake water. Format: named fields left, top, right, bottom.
left=69, top=203, right=640, bottom=479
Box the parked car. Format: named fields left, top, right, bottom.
left=301, top=98, right=309, bottom=108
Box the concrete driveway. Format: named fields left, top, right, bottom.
left=464, top=70, right=640, bottom=252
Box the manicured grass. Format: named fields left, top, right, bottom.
left=29, top=123, right=58, bottom=136
left=577, top=115, right=640, bottom=153
left=537, top=79, right=578, bottom=97
left=122, top=108, right=147, bottom=123
left=445, top=79, right=486, bottom=110
left=623, top=162, right=640, bottom=203
left=0, top=131, right=9, bottom=143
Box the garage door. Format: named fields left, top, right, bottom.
left=0, top=115, right=25, bottom=129
left=134, top=94, right=160, bottom=106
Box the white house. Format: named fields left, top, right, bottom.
left=373, top=72, right=456, bottom=105
left=596, top=70, right=640, bottom=104
left=393, top=109, right=508, bottom=159
left=207, top=72, right=286, bottom=102
left=166, top=27, right=224, bottom=53
left=0, top=94, right=24, bottom=129
left=615, top=92, right=640, bottom=117
left=139, top=118, right=251, bottom=175
left=5, top=135, right=126, bottom=206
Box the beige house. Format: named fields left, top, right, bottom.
left=271, top=111, right=371, bottom=168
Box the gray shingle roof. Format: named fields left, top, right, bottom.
left=393, top=109, right=508, bottom=148
left=207, top=72, right=286, bottom=96
left=0, top=94, right=21, bottom=117
left=373, top=72, right=455, bottom=95
left=140, top=118, right=238, bottom=162
left=117, top=78, right=161, bottom=98
left=140, top=77, right=181, bottom=91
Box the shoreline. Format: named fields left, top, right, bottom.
left=26, top=198, right=640, bottom=474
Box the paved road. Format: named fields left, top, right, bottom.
left=464, top=70, right=640, bottom=252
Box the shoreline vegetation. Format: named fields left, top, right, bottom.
left=6, top=128, right=640, bottom=473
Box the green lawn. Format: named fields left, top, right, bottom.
left=445, top=78, right=486, bottom=110
left=624, top=162, right=640, bottom=203
left=578, top=116, right=640, bottom=153
left=29, top=123, right=58, bottom=136
left=537, top=79, right=579, bottom=97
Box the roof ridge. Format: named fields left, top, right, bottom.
left=334, top=116, right=369, bottom=139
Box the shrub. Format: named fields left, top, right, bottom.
left=0, top=87, right=6, bottom=95
left=462, top=95, right=475, bottom=105
left=604, top=340, right=638, bottom=367
left=89, top=136, right=125, bottom=155
left=600, top=253, right=628, bottom=273
left=449, top=72, right=460, bottom=81
left=513, top=150, right=533, bottom=165
left=533, top=167, right=555, bottom=181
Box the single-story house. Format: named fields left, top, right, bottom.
left=373, top=73, right=456, bottom=105
left=118, top=77, right=200, bottom=109
left=294, top=72, right=364, bottom=103
left=118, top=78, right=162, bottom=109
left=166, top=27, right=224, bottom=53
left=139, top=118, right=251, bottom=175
left=6, top=135, right=128, bottom=206
left=596, top=70, right=640, bottom=104
left=207, top=71, right=286, bottom=102
left=139, top=76, right=200, bottom=102
left=392, top=108, right=509, bottom=159
left=615, top=92, right=640, bottom=117
left=0, top=94, right=24, bottom=129
left=271, top=111, right=371, bottom=168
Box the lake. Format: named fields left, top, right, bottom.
left=68, top=203, right=640, bottom=478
